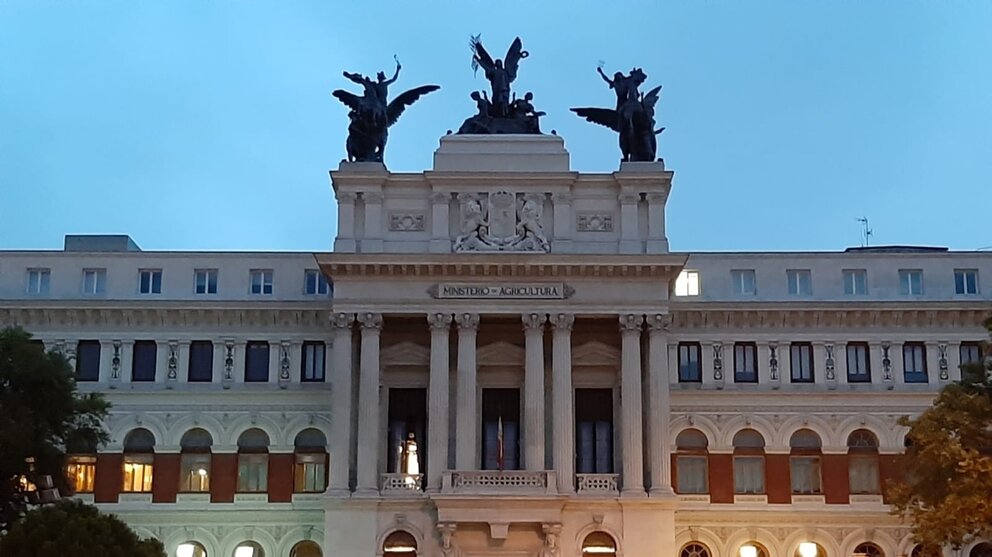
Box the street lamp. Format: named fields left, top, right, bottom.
left=799, top=542, right=819, bottom=557
left=741, top=545, right=758, bottom=557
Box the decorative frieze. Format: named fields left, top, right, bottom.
left=453, top=190, right=550, bottom=252
left=576, top=213, right=614, bottom=232
left=388, top=213, right=426, bottom=231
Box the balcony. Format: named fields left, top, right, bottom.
left=576, top=473, right=619, bottom=496
left=380, top=473, right=424, bottom=496
left=440, top=470, right=557, bottom=496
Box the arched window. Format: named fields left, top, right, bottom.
left=290, top=541, right=322, bottom=557
left=176, top=541, right=207, bottom=557
left=790, top=429, right=822, bottom=494
left=233, top=542, right=264, bottom=557
left=911, top=545, right=942, bottom=557
left=733, top=429, right=765, bottom=494
left=581, top=531, right=617, bottom=555
left=675, top=429, right=708, bottom=494
left=853, top=543, right=884, bottom=557
left=294, top=429, right=327, bottom=493
left=847, top=429, right=880, bottom=494
left=740, top=542, right=770, bottom=557
left=383, top=531, right=417, bottom=557
left=237, top=429, right=269, bottom=493
left=970, top=543, right=992, bottom=557
left=122, top=428, right=155, bottom=493
left=66, top=437, right=98, bottom=494
left=180, top=429, right=212, bottom=493
left=681, top=542, right=712, bottom=557
left=796, top=543, right=826, bottom=557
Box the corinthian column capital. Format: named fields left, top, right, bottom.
left=357, top=312, right=383, bottom=330
left=619, top=313, right=645, bottom=333
left=548, top=313, right=574, bottom=331
left=332, top=312, right=355, bottom=329
left=455, top=312, right=480, bottom=330
left=427, top=312, right=453, bottom=330
left=522, top=313, right=547, bottom=331
left=645, top=313, right=672, bottom=333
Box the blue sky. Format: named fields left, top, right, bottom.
left=1, top=1, right=990, bottom=252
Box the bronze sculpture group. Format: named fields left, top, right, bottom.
left=331, top=36, right=665, bottom=164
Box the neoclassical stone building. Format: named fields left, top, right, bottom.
left=1, top=135, right=990, bottom=557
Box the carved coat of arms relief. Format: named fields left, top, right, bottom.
left=453, top=190, right=550, bottom=253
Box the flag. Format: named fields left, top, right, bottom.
left=497, top=415, right=505, bottom=471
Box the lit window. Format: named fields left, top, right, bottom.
left=123, top=455, right=154, bottom=493
left=179, top=428, right=213, bottom=493
left=235, top=542, right=264, bottom=557
left=304, top=270, right=330, bottom=295
left=899, top=269, right=923, bottom=295
left=581, top=532, right=617, bottom=555
left=250, top=269, right=273, bottom=295
left=843, top=269, right=868, bottom=295
left=674, top=270, right=700, bottom=296
left=301, top=341, right=326, bottom=382
left=294, top=428, right=327, bottom=493
left=954, top=269, right=979, bottom=295
left=66, top=456, right=96, bottom=493
left=26, top=269, right=51, bottom=295
left=786, top=269, right=812, bottom=296
left=138, top=269, right=162, bottom=294
left=82, top=269, right=106, bottom=295
left=194, top=269, right=218, bottom=294
left=903, top=343, right=928, bottom=383
left=790, top=343, right=814, bottom=382
left=731, top=269, right=756, bottom=296
left=176, top=542, right=208, bottom=557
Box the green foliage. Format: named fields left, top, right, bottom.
left=0, top=326, right=110, bottom=529
left=0, top=500, right=164, bottom=557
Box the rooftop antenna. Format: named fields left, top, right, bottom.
left=857, top=217, right=873, bottom=247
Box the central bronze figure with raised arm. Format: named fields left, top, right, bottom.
left=457, top=36, right=544, bottom=134
left=571, top=66, right=665, bottom=162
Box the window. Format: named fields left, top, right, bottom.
left=734, top=342, right=758, bottom=383
left=387, top=388, right=427, bottom=480
left=383, top=531, right=417, bottom=557
left=843, top=269, right=868, bottom=295
left=179, top=429, right=212, bottom=493
left=678, top=342, right=702, bottom=382
left=970, top=543, right=992, bottom=557
left=903, top=343, right=928, bottom=383
left=188, top=341, right=214, bottom=382
left=301, top=341, right=326, bottom=382
left=675, top=429, right=708, bottom=494
left=789, top=429, right=822, bottom=494
left=847, top=429, right=880, bottom=494
left=731, top=269, right=756, bottom=296
left=960, top=342, right=983, bottom=365
left=304, top=270, right=330, bottom=295
left=66, top=455, right=96, bottom=493
left=81, top=269, right=106, bottom=295
left=176, top=542, right=208, bottom=557
left=250, top=269, right=273, bottom=295
left=294, top=429, right=327, bottom=493
left=245, top=341, right=270, bottom=382
left=481, top=388, right=520, bottom=471
left=194, top=269, right=217, bottom=294
left=75, top=340, right=101, bottom=381
left=235, top=542, right=265, bottom=557
left=955, top=269, right=979, bottom=295
left=122, top=428, right=155, bottom=493
left=675, top=270, right=700, bottom=296
left=26, top=269, right=50, bottom=295
left=681, top=543, right=712, bottom=557
left=581, top=532, right=617, bottom=556
left=575, top=389, right=613, bottom=474
left=790, top=343, right=814, bottom=382
left=131, top=340, right=157, bottom=382
left=846, top=343, right=871, bottom=383
left=854, top=543, right=884, bottom=557
left=899, top=269, right=923, bottom=295
left=732, top=429, right=765, bottom=494
left=787, top=269, right=812, bottom=296
left=138, top=269, right=162, bottom=294
left=237, top=428, right=269, bottom=492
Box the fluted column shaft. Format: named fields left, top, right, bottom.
left=646, top=314, right=675, bottom=496
left=523, top=313, right=547, bottom=471
left=427, top=313, right=453, bottom=490
left=355, top=312, right=383, bottom=495
left=550, top=313, right=575, bottom=493
left=328, top=313, right=355, bottom=495
left=455, top=313, right=480, bottom=470
left=619, top=314, right=645, bottom=495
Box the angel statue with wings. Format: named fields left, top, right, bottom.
left=458, top=36, right=544, bottom=134
left=332, top=59, right=439, bottom=163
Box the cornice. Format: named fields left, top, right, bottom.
left=670, top=305, right=989, bottom=330
left=0, top=304, right=332, bottom=330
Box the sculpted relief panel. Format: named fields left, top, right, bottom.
left=453, top=190, right=550, bottom=253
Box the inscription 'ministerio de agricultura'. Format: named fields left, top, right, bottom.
left=431, top=282, right=574, bottom=299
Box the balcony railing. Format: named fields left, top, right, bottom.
left=380, top=473, right=424, bottom=495
left=441, top=470, right=557, bottom=495
left=576, top=473, right=619, bottom=496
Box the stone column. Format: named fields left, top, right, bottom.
left=646, top=191, right=669, bottom=253
left=328, top=313, right=355, bottom=496
left=551, top=192, right=573, bottom=253
left=334, top=191, right=357, bottom=252
left=523, top=313, right=547, bottom=471
left=429, top=191, right=451, bottom=253
left=619, top=314, right=646, bottom=496
left=362, top=191, right=384, bottom=252
left=455, top=313, right=480, bottom=470
left=355, top=312, right=383, bottom=495
left=618, top=192, right=640, bottom=254
left=550, top=313, right=575, bottom=493
left=427, top=312, right=453, bottom=490
left=646, top=314, right=675, bottom=496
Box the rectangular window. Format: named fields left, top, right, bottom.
left=179, top=453, right=211, bottom=492
left=245, top=342, right=270, bottom=382
left=843, top=269, right=868, bottom=295
left=846, top=343, right=871, bottom=383
left=675, top=270, right=700, bottom=297
left=237, top=454, right=268, bottom=492
left=733, top=456, right=765, bottom=494
left=954, top=269, right=979, bottom=295
left=903, top=343, right=928, bottom=383
left=304, top=270, right=330, bottom=295
left=294, top=453, right=327, bottom=493
left=960, top=342, right=982, bottom=365
left=122, top=455, right=154, bottom=493
left=249, top=269, right=273, bottom=295
left=81, top=269, right=106, bottom=295
left=848, top=456, right=880, bottom=494
left=899, top=269, right=923, bottom=295
left=481, top=388, right=521, bottom=471
left=787, top=269, right=812, bottom=296
left=676, top=455, right=708, bottom=494
left=678, top=343, right=702, bottom=382
left=790, top=343, right=814, bottom=382
left=575, top=388, right=614, bottom=474
left=188, top=341, right=214, bottom=382
left=66, top=455, right=96, bottom=493
left=790, top=456, right=822, bottom=494
left=131, top=341, right=157, bottom=382
left=301, top=341, right=326, bottom=382
left=26, top=269, right=51, bottom=295
left=138, top=269, right=162, bottom=294
left=194, top=269, right=218, bottom=294
left=734, top=342, right=758, bottom=383
left=731, top=269, right=756, bottom=296
left=75, top=340, right=101, bottom=382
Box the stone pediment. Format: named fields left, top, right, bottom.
left=477, top=341, right=525, bottom=367
left=381, top=341, right=430, bottom=367
left=572, top=341, right=620, bottom=367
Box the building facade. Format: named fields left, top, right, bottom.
left=1, top=135, right=990, bottom=557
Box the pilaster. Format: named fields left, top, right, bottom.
left=355, top=312, right=382, bottom=496
left=427, top=312, right=453, bottom=490
left=328, top=312, right=355, bottom=496
left=550, top=312, right=575, bottom=493
left=646, top=314, right=674, bottom=496
left=522, top=312, right=547, bottom=471
left=430, top=191, right=451, bottom=253
left=619, top=313, right=645, bottom=496
left=455, top=312, right=479, bottom=470
left=334, top=191, right=357, bottom=252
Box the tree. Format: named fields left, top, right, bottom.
left=890, top=317, right=992, bottom=552
left=0, top=326, right=110, bottom=531
left=0, top=499, right=165, bottom=557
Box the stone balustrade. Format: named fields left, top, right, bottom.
left=380, top=473, right=424, bottom=495
left=440, top=470, right=558, bottom=496
left=576, top=473, right=619, bottom=496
